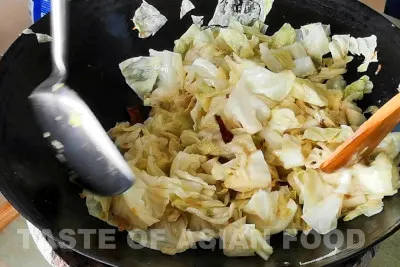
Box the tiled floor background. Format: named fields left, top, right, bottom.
left=0, top=0, right=400, bottom=266
left=370, top=231, right=400, bottom=266
left=0, top=217, right=50, bottom=267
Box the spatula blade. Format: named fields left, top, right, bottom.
left=29, top=83, right=134, bottom=196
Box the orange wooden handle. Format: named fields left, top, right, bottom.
left=0, top=203, right=19, bottom=231
left=320, top=93, right=400, bottom=173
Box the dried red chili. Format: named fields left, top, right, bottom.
left=127, top=107, right=143, bottom=125
left=215, top=115, right=233, bottom=143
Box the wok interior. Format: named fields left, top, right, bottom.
left=1, top=0, right=400, bottom=266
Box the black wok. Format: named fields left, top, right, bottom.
left=1, top=0, right=400, bottom=266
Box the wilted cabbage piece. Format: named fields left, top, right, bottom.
left=343, top=197, right=384, bottom=221
left=351, top=153, right=399, bottom=196
left=173, top=24, right=202, bottom=55
left=119, top=50, right=185, bottom=102
left=244, top=188, right=298, bottom=234
left=349, top=35, right=378, bottom=72
left=300, top=23, right=330, bottom=63
left=82, top=14, right=395, bottom=263
left=221, top=217, right=273, bottom=260
left=224, top=149, right=272, bottom=192
left=301, top=193, right=343, bottom=234
left=180, top=0, right=196, bottom=19
left=119, top=56, right=160, bottom=100
left=372, top=132, right=400, bottom=159
left=344, top=75, right=373, bottom=102
left=191, top=15, right=204, bottom=26
left=270, top=23, right=296, bottom=49
left=244, top=67, right=296, bottom=101
left=290, top=78, right=328, bottom=107
left=225, top=78, right=271, bottom=134
left=330, top=35, right=350, bottom=61
left=303, top=125, right=354, bottom=143
left=292, top=56, right=316, bottom=77
left=218, top=28, right=255, bottom=58
left=22, top=29, right=52, bottom=43
left=275, top=134, right=305, bottom=169
left=132, top=1, right=168, bottom=38
left=209, top=0, right=274, bottom=27
left=266, top=109, right=300, bottom=140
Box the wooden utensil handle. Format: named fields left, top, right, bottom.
left=0, top=202, right=19, bottom=231
left=321, top=93, right=400, bottom=173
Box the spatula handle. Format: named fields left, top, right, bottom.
left=51, top=0, right=69, bottom=77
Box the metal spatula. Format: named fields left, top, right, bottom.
left=29, top=0, right=134, bottom=195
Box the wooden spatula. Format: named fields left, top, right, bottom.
left=320, top=93, right=400, bottom=173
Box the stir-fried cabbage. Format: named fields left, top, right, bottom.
left=180, top=0, right=195, bottom=19
left=209, top=0, right=274, bottom=27
left=132, top=1, right=168, bottom=38
left=22, top=29, right=52, bottom=43
left=82, top=15, right=398, bottom=262
left=191, top=15, right=204, bottom=26
left=349, top=35, right=378, bottom=72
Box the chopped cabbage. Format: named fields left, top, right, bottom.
left=344, top=75, right=373, bottom=102
left=174, top=24, right=201, bottom=55
left=304, top=143, right=332, bottom=169
left=272, top=50, right=295, bottom=69
left=149, top=50, right=185, bottom=100
left=373, top=133, right=400, bottom=159
left=119, top=56, right=160, bottom=100
left=132, top=1, right=168, bottom=38
left=268, top=109, right=300, bottom=133
left=82, top=191, right=112, bottom=221
left=275, top=134, right=305, bottom=169
left=308, top=67, right=347, bottom=83
left=82, top=16, right=396, bottom=262
left=303, top=125, right=354, bottom=143
left=329, top=35, right=350, bottom=61
left=260, top=43, right=285, bottom=72
left=245, top=188, right=298, bottom=234
left=22, top=29, right=52, bottom=43
left=351, top=153, right=399, bottom=196
left=270, top=23, right=296, bottom=49
left=129, top=215, right=214, bottom=255
left=260, top=44, right=298, bottom=73
left=225, top=79, right=271, bottom=134
left=290, top=79, right=328, bottom=107
left=218, top=27, right=254, bottom=58
left=292, top=57, right=316, bottom=78
left=343, top=196, right=384, bottom=221
left=302, top=193, right=343, bottom=234
left=119, top=50, right=184, bottom=101
left=282, top=42, right=308, bottom=59
left=224, top=149, right=272, bottom=192
left=243, top=66, right=296, bottom=101
left=221, top=217, right=273, bottom=260
left=209, top=0, right=274, bottom=27
left=180, top=0, right=195, bottom=19
left=343, top=197, right=384, bottom=221
left=300, top=23, right=330, bottom=63
left=326, top=75, right=347, bottom=90
left=191, top=15, right=204, bottom=26
left=349, top=35, right=378, bottom=72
